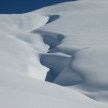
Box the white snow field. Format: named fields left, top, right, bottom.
left=0, top=0, right=108, bottom=108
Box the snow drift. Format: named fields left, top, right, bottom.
left=0, top=0, right=108, bottom=108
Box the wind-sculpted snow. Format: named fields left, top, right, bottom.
left=0, top=13, right=49, bottom=33
left=0, top=0, right=108, bottom=108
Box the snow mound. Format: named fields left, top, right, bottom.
left=0, top=0, right=108, bottom=108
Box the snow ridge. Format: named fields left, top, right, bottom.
left=0, top=0, right=108, bottom=108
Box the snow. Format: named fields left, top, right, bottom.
left=0, top=0, right=108, bottom=107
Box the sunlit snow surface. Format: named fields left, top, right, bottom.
left=0, top=0, right=108, bottom=108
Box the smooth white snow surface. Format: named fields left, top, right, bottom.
left=0, top=0, right=108, bottom=107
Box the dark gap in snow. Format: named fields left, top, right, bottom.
left=32, top=15, right=85, bottom=86
left=34, top=30, right=64, bottom=50
left=46, top=15, right=60, bottom=24
left=38, top=30, right=85, bottom=86
left=45, top=69, right=57, bottom=82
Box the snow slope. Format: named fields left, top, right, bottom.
left=0, top=0, right=108, bottom=107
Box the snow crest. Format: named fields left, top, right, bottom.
left=0, top=0, right=108, bottom=108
